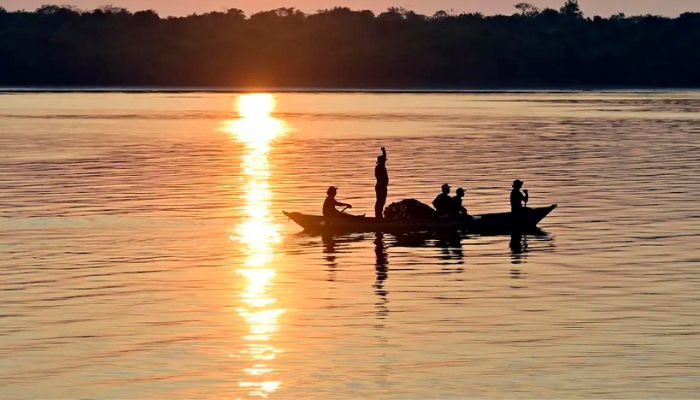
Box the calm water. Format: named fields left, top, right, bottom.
left=1, top=91, right=699, bottom=399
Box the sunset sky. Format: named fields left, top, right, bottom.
left=2, top=0, right=700, bottom=17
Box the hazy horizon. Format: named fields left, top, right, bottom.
left=2, top=0, right=700, bottom=17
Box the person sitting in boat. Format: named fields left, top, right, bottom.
left=323, top=186, right=352, bottom=218
left=432, top=183, right=452, bottom=217
left=510, top=179, right=529, bottom=213
left=450, top=187, right=470, bottom=218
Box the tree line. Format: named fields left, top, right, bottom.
left=1, top=1, right=699, bottom=87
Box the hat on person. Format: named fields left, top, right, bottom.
left=441, top=183, right=451, bottom=191
left=513, top=179, right=524, bottom=187
left=327, top=186, right=338, bottom=195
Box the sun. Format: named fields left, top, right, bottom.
left=222, top=93, right=288, bottom=154
left=237, top=93, right=276, bottom=119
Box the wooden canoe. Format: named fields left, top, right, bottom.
left=283, top=204, right=557, bottom=234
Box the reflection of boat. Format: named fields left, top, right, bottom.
left=283, top=204, right=557, bottom=234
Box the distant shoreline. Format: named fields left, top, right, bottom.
left=5, top=6, right=700, bottom=89
left=2, top=87, right=700, bottom=94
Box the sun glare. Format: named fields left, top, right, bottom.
left=224, top=93, right=288, bottom=398
left=222, top=94, right=288, bottom=154
left=237, top=93, right=276, bottom=119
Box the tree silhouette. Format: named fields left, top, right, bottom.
left=559, top=0, right=583, bottom=18
left=514, top=3, right=539, bottom=16
left=0, top=1, right=698, bottom=87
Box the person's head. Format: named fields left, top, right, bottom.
left=456, top=188, right=465, bottom=197
left=327, top=186, right=337, bottom=197
left=441, top=183, right=451, bottom=194
left=513, top=179, right=524, bottom=189
left=376, top=155, right=386, bottom=165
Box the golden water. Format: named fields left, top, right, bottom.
left=1, top=91, right=699, bottom=398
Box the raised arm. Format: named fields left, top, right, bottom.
left=381, top=147, right=387, bottom=158
left=523, top=190, right=529, bottom=205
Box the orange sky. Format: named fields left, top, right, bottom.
left=2, top=0, right=700, bottom=17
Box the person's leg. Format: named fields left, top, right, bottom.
left=375, top=186, right=387, bottom=220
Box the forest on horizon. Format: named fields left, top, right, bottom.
left=1, top=1, right=700, bottom=88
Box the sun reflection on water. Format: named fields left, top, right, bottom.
left=223, top=93, right=288, bottom=398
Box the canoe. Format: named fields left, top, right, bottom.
left=283, top=204, right=557, bottom=234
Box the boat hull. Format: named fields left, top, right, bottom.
left=283, top=204, right=557, bottom=234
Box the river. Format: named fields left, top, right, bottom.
left=1, top=90, right=699, bottom=398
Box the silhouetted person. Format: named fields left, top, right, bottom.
left=510, top=179, right=529, bottom=213
left=375, top=147, right=388, bottom=220
left=450, top=187, right=469, bottom=218
left=432, top=183, right=452, bottom=217
left=323, top=186, right=352, bottom=218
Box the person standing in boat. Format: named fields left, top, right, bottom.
left=375, top=147, right=389, bottom=220
left=510, top=179, right=529, bottom=213
left=323, top=186, right=352, bottom=218
left=432, top=183, right=452, bottom=217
